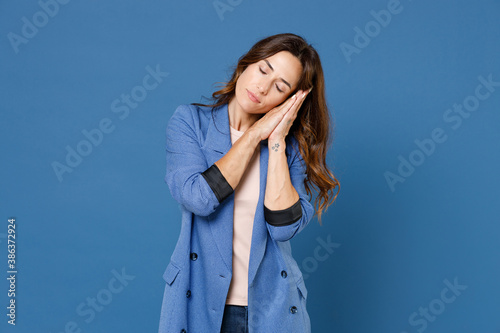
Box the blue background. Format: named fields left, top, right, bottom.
left=1, top=0, right=499, bottom=332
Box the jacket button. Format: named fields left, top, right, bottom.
left=290, top=306, right=298, bottom=314
left=190, top=252, right=198, bottom=261
left=281, top=270, right=287, bottom=278
left=186, top=290, right=191, bottom=298
left=180, top=330, right=186, bottom=333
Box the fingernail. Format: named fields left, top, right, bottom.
left=291, top=94, right=296, bottom=99
left=308, top=87, right=313, bottom=93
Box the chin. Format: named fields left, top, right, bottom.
left=247, top=104, right=268, bottom=114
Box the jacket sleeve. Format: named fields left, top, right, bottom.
left=264, top=137, right=315, bottom=242
left=165, top=105, right=233, bottom=216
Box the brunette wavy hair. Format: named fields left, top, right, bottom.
left=193, top=33, right=339, bottom=224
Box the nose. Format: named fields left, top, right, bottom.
left=257, top=80, right=271, bottom=95
left=256, top=84, right=264, bottom=95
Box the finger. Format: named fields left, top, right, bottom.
left=283, top=100, right=303, bottom=124
left=284, top=91, right=300, bottom=109
left=268, top=90, right=301, bottom=122
left=268, top=95, right=295, bottom=118
left=283, top=91, right=302, bottom=112
left=272, top=95, right=298, bottom=124
left=273, top=89, right=310, bottom=135
left=286, top=91, right=306, bottom=115
left=297, top=88, right=312, bottom=106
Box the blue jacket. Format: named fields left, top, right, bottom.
left=159, top=103, right=315, bottom=333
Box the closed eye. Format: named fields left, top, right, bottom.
left=260, top=65, right=285, bottom=93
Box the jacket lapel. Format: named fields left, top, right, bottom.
left=203, top=104, right=234, bottom=272
left=203, top=104, right=232, bottom=154
left=202, top=103, right=269, bottom=284
left=248, top=140, right=268, bottom=286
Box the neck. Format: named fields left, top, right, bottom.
left=227, top=97, right=261, bottom=132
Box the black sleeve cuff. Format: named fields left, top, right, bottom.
left=201, top=164, right=234, bottom=203
left=264, top=198, right=302, bottom=226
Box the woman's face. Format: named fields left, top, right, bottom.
left=234, top=51, right=303, bottom=114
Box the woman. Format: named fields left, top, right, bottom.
left=159, top=33, right=339, bottom=333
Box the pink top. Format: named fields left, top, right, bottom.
left=225, top=125, right=260, bottom=306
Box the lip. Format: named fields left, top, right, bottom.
left=246, top=89, right=260, bottom=103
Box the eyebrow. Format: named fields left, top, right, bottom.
left=264, top=60, right=292, bottom=89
